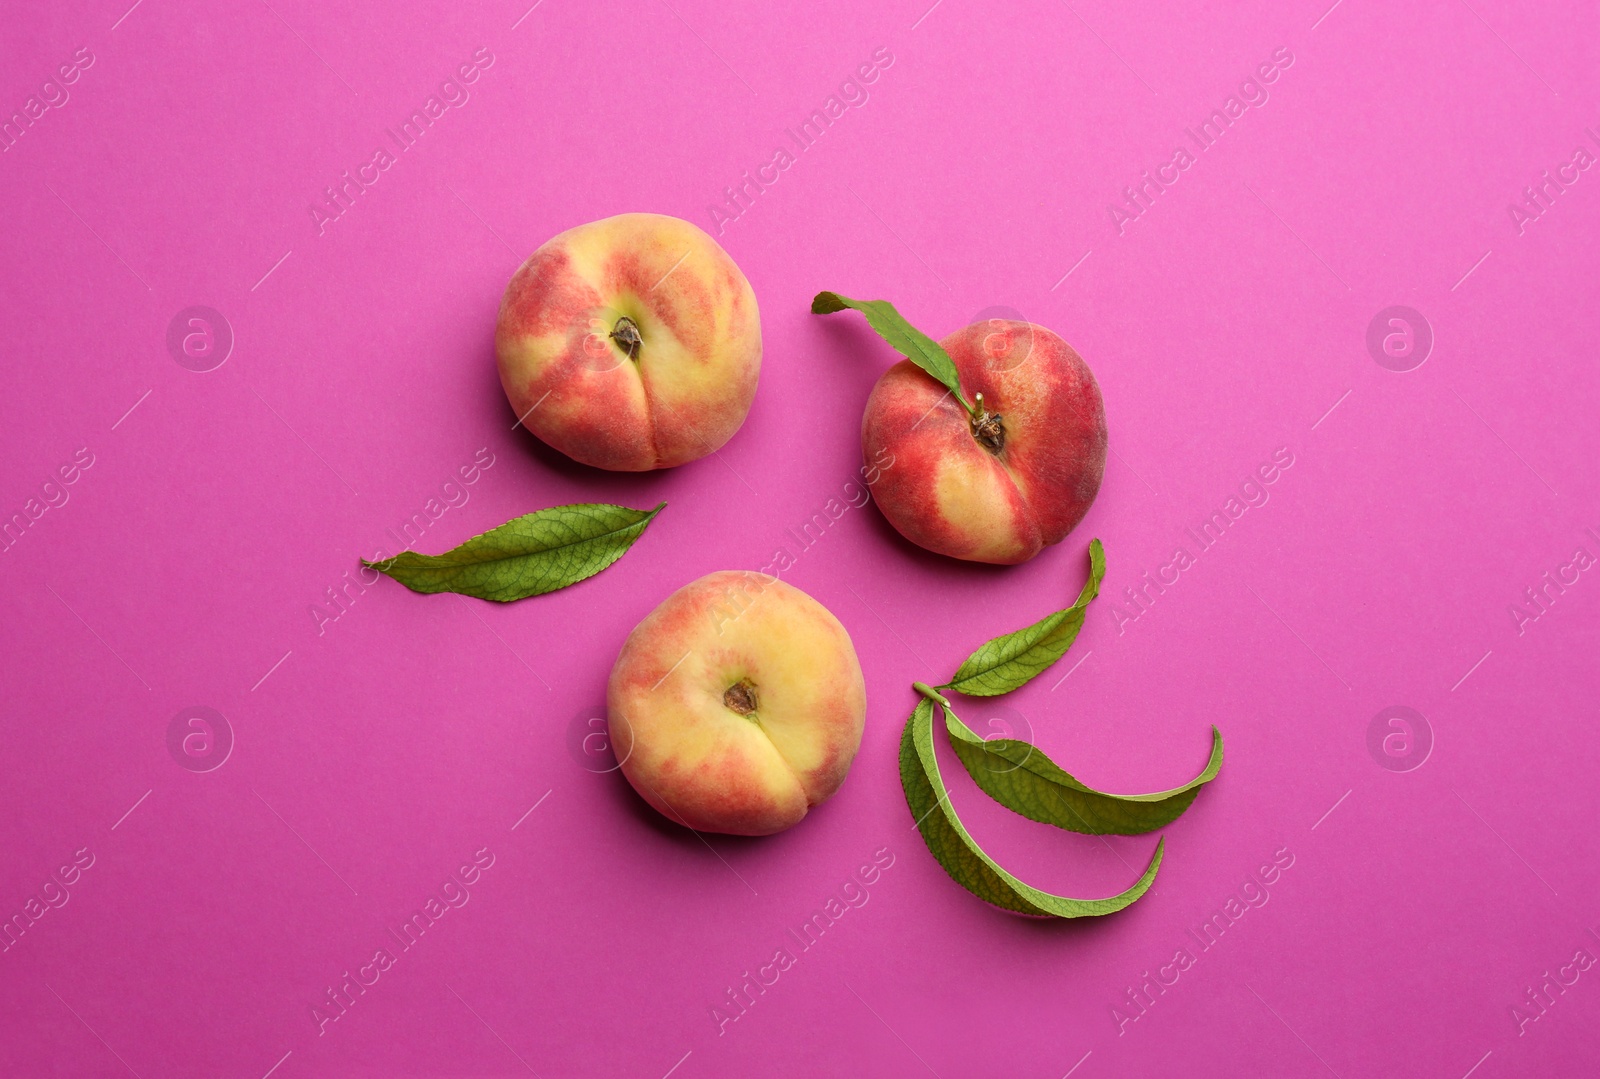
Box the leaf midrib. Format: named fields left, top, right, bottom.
left=388, top=504, right=660, bottom=570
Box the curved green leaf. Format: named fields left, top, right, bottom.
left=811, top=291, right=973, bottom=413
left=945, top=702, right=1224, bottom=835
left=363, top=502, right=664, bottom=602
left=899, top=698, right=1163, bottom=918
left=938, top=539, right=1106, bottom=697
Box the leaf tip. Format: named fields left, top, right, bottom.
left=810, top=291, right=846, bottom=314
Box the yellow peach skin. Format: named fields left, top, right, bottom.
left=607, top=572, right=867, bottom=836
left=495, top=213, right=761, bottom=471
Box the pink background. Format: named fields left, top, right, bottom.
left=4, top=1, right=1600, bottom=1075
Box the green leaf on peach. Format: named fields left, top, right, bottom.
left=363, top=502, right=665, bottom=603
left=811, top=291, right=974, bottom=414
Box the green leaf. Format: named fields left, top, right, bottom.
left=363, top=502, right=665, bottom=602
left=899, top=698, right=1163, bottom=918
left=939, top=539, right=1106, bottom=697
left=811, top=291, right=974, bottom=413
left=945, top=704, right=1224, bottom=835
